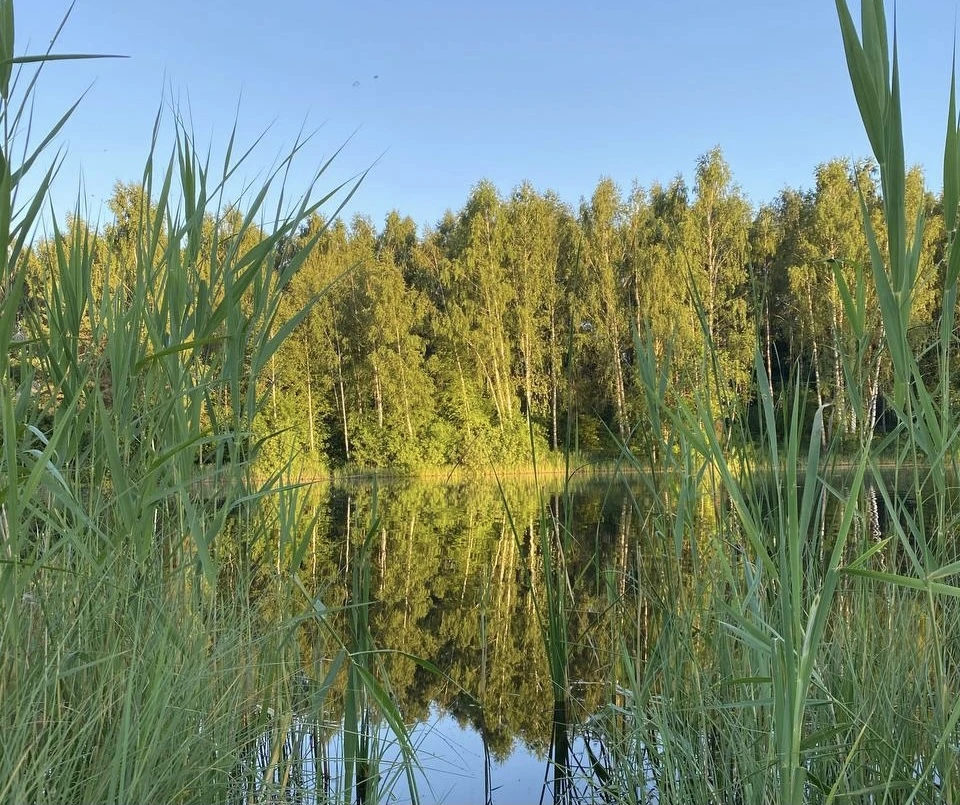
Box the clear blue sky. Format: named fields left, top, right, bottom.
left=14, top=1, right=960, bottom=232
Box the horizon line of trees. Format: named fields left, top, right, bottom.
left=23, top=146, right=948, bottom=471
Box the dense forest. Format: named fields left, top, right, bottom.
left=22, top=146, right=944, bottom=472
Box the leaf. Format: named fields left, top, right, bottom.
left=836, top=0, right=886, bottom=160
left=944, top=53, right=959, bottom=236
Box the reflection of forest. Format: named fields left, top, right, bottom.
left=297, top=478, right=653, bottom=762
left=231, top=469, right=946, bottom=803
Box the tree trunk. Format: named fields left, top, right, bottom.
left=306, top=344, right=316, bottom=456
left=550, top=314, right=558, bottom=452
left=765, top=298, right=774, bottom=399
left=706, top=207, right=717, bottom=346
left=373, top=362, right=384, bottom=429
left=396, top=322, right=414, bottom=439
left=523, top=330, right=533, bottom=431
left=335, top=342, right=350, bottom=460
left=866, top=348, right=883, bottom=442
left=613, top=338, right=628, bottom=442
left=455, top=353, right=473, bottom=440
left=805, top=288, right=826, bottom=447
left=830, top=301, right=849, bottom=435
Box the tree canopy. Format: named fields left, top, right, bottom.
left=25, top=150, right=947, bottom=471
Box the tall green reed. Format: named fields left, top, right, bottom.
left=587, top=2, right=960, bottom=802
left=833, top=0, right=960, bottom=799
left=291, top=487, right=424, bottom=805
left=0, top=3, right=418, bottom=802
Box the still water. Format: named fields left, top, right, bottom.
left=257, top=475, right=648, bottom=804
left=241, top=472, right=916, bottom=804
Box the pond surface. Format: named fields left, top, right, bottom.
left=274, top=475, right=646, bottom=804
left=248, top=470, right=917, bottom=804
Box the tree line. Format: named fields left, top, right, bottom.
left=23, top=146, right=945, bottom=471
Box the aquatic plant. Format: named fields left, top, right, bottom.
left=579, top=2, right=960, bottom=802
left=0, top=3, right=417, bottom=803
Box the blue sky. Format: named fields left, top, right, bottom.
left=14, top=1, right=960, bottom=232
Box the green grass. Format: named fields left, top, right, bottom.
left=0, top=3, right=416, bottom=803
left=568, top=2, right=960, bottom=802
left=8, top=0, right=960, bottom=803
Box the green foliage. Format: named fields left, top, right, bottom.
left=171, top=147, right=942, bottom=475
left=28, top=132, right=954, bottom=477
left=10, top=0, right=960, bottom=798
left=0, top=4, right=417, bottom=803
left=579, top=3, right=960, bottom=802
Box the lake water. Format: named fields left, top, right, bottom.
left=244, top=475, right=647, bottom=804
left=242, top=470, right=920, bottom=804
